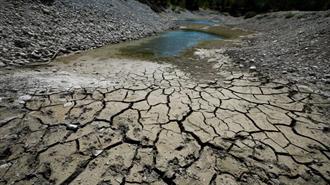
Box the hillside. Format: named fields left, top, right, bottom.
left=0, top=0, right=172, bottom=67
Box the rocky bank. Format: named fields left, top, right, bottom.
left=223, top=11, right=330, bottom=95
left=0, top=0, right=174, bottom=67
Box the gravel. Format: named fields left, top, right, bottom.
left=224, top=11, right=330, bottom=95
left=0, top=0, right=174, bottom=67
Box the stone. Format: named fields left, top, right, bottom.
left=14, top=59, right=29, bottom=65
left=18, top=95, right=32, bottom=103
left=0, top=61, right=6, bottom=67
left=323, top=79, right=330, bottom=84
left=63, top=102, right=74, bottom=107
left=14, top=40, right=30, bottom=48
left=325, top=74, right=330, bottom=79
left=92, top=149, right=103, bottom=157
left=66, top=124, right=79, bottom=131
left=0, top=162, right=12, bottom=169
left=249, top=65, right=257, bottom=70
left=269, top=178, right=281, bottom=185
left=42, top=8, right=51, bottom=14
left=30, top=51, right=42, bottom=59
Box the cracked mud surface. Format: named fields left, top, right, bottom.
left=0, top=49, right=330, bottom=185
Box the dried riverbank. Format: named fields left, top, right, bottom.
left=222, top=11, right=330, bottom=96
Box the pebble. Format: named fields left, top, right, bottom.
left=270, top=178, right=281, bottom=185
left=42, top=8, right=51, bottom=14
left=63, top=102, right=74, bottom=107
left=18, top=95, right=32, bottom=103
left=92, top=149, right=103, bottom=157
left=66, top=123, right=79, bottom=131
left=0, top=61, right=6, bottom=67
left=0, top=163, right=12, bottom=169
left=249, top=65, right=257, bottom=70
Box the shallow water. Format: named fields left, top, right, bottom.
left=175, top=19, right=220, bottom=26
left=55, top=19, right=223, bottom=62
left=120, top=30, right=222, bottom=57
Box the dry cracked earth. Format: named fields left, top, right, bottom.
left=0, top=49, right=330, bottom=185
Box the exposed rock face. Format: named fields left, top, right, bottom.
left=0, top=0, right=173, bottom=67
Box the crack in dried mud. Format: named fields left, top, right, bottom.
left=0, top=52, right=330, bottom=185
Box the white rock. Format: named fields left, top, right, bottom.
left=66, top=124, right=79, bottom=131
left=0, top=162, right=12, bottom=169
left=92, top=149, right=103, bottom=157
left=18, top=95, right=32, bottom=103
left=249, top=65, right=257, bottom=70
left=63, top=102, right=74, bottom=107
left=0, top=61, right=6, bottom=67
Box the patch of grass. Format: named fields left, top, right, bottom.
left=285, top=12, right=295, bottom=19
